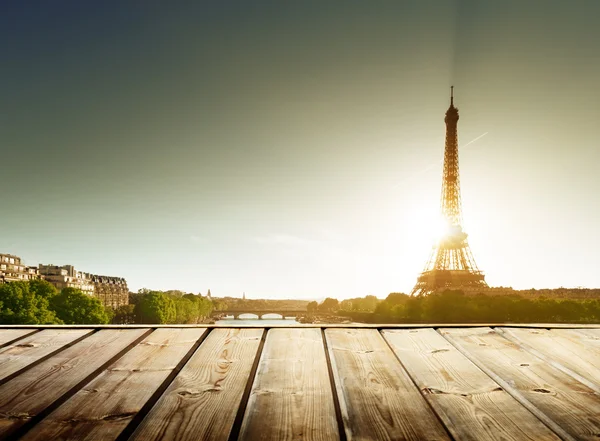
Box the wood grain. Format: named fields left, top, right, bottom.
left=326, top=329, right=450, bottom=441
left=0, top=329, right=37, bottom=347
left=382, top=328, right=561, bottom=441
left=500, top=327, right=600, bottom=391
left=0, top=328, right=149, bottom=439
left=129, top=328, right=263, bottom=441
left=20, top=328, right=205, bottom=441
left=0, top=329, right=92, bottom=381
left=551, top=328, right=600, bottom=356
left=442, top=327, right=600, bottom=441
left=238, top=328, right=340, bottom=441
left=562, top=328, right=600, bottom=340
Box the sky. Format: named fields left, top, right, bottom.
left=1, top=1, right=599, bottom=299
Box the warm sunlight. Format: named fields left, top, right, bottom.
left=407, top=210, right=452, bottom=248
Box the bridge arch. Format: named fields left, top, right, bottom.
left=260, top=313, right=285, bottom=320
left=215, top=310, right=305, bottom=320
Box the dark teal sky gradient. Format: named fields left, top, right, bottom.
left=2, top=1, right=599, bottom=298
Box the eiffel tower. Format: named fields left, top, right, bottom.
left=411, top=87, right=487, bottom=296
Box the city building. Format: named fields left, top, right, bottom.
left=37, top=264, right=96, bottom=296
left=0, top=254, right=40, bottom=283
left=1, top=253, right=129, bottom=310
left=89, top=275, right=129, bottom=310
left=38, top=264, right=129, bottom=309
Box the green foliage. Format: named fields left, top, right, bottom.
left=212, top=299, right=227, bottom=311
left=132, top=291, right=214, bottom=324
left=307, top=301, right=318, bottom=313
left=135, top=292, right=176, bottom=324
left=173, top=294, right=214, bottom=324
left=29, top=279, right=60, bottom=300
left=50, top=288, right=111, bottom=324
left=340, top=295, right=381, bottom=313
left=113, top=304, right=136, bottom=324
left=0, top=280, right=61, bottom=324
left=318, top=297, right=340, bottom=312
left=214, top=297, right=308, bottom=311
left=345, top=290, right=600, bottom=324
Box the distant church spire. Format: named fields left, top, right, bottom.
left=242, top=292, right=246, bottom=300
left=206, top=289, right=211, bottom=298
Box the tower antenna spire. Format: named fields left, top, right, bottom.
left=450, top=85, right=454, bottom=106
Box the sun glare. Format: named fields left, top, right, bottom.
left=408, top=212, right=451, bottom=247
left=431, top=217, right=452, bottom=244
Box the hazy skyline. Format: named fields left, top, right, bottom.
left=2, top=1, right=599, bottom=299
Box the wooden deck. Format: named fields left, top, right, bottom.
left=0, top=325, right=599, bottom=440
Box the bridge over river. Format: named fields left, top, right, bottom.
left=213, top=309, right=306, bottom=320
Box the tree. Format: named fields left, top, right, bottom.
left=113, top=304, right=136, bottom=324
left=307, top=301, right=318, bottom=313
left=136, top=292, right=176, bottom=324
left=50, top=288, right=111, bottom=324
left=0, top=280, right=60, bottom=324
left=318, top=298, right=339, bottom=313
left=30, top=279, right=60, bottom=300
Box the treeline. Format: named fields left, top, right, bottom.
left=0, top=280, right=111, bottom=324
left=0, top=281, right=215, bottom=325
left=337, top=291, right=600, bottom=324
left=307, top=295, right=379, bottom=314
left=215, top=298, right=309, bottom=311
left=123, top=289, right=214, bottom=324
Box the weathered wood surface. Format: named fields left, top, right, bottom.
left=325, top=328, right=450, bottom=441
left=20, top=328, right=204, bottom=441
left=0, top=326, right=598, bottom=441
left=0, top=329, right=92, bottom=382
left=0, top=329, right=37, bottom=347
left=0, top=328, right=149, bottom=439
left=563, top=328, right=600, bottom=340
left=382, top=328, right=561, bottom=441
left=500, top=327, right=600, bottom=391
left=130, top=328, right=263, bottom=441
left=551, top=328, right=600, bottom=355
left=238, top=328, right=340, bottom=441
left=442, top=327, right=600, bottom=441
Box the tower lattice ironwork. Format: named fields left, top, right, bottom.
left=411, top=87, right=487, bottom=296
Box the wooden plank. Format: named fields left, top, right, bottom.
left=562, top=328, right=600, bottom=339
left=0, top=329, right=37, bottom=347
left=382, top=328, right=561, bottom=441
left=442, top=327, right=600, bottom=441
left=129, top=328, right=263, bottom=441
left=499, top=327, right=600, bottom=391
left=0, top=328, right=149, bottom=439
left=325, top=329, right=450, bottom=441
left=551, top=328, right=600, bottom=354
left=0, top=329, right=92, bottom=381
left=20, top=328, right=206, bottom=441
left=238, top=328, right=340, bottom=441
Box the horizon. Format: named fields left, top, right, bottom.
left=2, top=1, right=599, bottom=300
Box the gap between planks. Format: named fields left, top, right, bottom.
left=439, top=328, right=578, bottom=441
left=6, top=328, right=153, bottom=441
